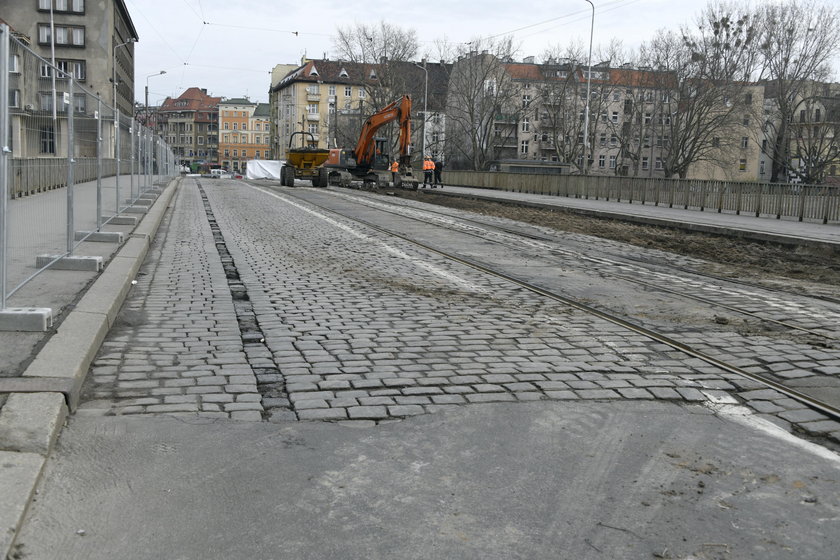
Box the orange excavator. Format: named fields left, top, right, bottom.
left=325, top=95, right=418, bottom=189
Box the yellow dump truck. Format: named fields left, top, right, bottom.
left=281, top=132, right=330, bottom=187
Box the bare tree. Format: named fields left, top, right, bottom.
left=642, top=3, right=760, bottom=178
left=444, top=36, right=522, bottom=170
left=755, top=0, right=840, bottom=182
left=331, top=22, right=420, bottom=159
left=787, top=83, right=840, bottom=183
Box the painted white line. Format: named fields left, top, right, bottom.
left=703, top=400, right=840, bottom=465
left=252, top=186, right=487, bottom=293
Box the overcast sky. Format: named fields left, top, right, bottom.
left=127, top=0, right=817, bottom=106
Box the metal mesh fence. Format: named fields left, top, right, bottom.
left=1, top=24, right=176, bottom=309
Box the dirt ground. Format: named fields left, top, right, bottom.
left=392, top=190, right=840, bottom=299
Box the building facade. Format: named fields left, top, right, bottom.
left=3, top=0, right=138, bottom=114
left=218, top=98, right=270, bottom=172
left=159, top=87, right=220, bottom=170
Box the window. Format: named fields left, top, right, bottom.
left=599, top=133, right=606, bottom=146
left=73, top=93, right=85, bottom=113
left=233, top=123, right=238, bottom=130
left=38, top=24, right=85, bottom=46
left=744, top=93, right=753, bottom=105
left=39, top=0, right=85, bottom=12
left=522, top=94, right=531, bottom=107
left=612, top=92, right=620, bottom=101
left=198, top=137, right=204, bottom=145
left=242, top=123, right=247, bottom=131
left=611, top=111, right=619, bottom=123
left=600, top=112, right=607, bottom=123
left=761, top=139, right=767, bottom=152
left=610, top=135, right=617, bottom=147
left=40, top=126, right=55, bottom=154
left=344, top=86, right=352, bottom=97
left=712, top=137, right=720, bottom=148
left=38, top=92, right=55, bottom=111
left=644, top=112, right=652, bottom=124
left=760, top=160, right=765, bottom=175
left=642, top=157, right=649, bottom=170
left=815, top=109, right=821, bottom=122
left=359, top=89, right=366, bottom=98
left=307, top=104, right=318, bottom=114
left=739, top=159, right=747, bottom=171
left=224, top=149, right=230, bottom=157
left=9, top=89, right=20, bottom=108
left=224, top=122, right=229, bottom=130
left=741, top=136, right=748, bottom=149
left=643, top=135, right=650, bottom=148
left=521, top=117, right=530, bottom=133
left=598, top=155, right=605, bottom=168
left=329, top=85, right=336, bottom=96
left=800, top=110, right=806, bottom=123
left=609, top=155, right=616, bottom=169
left=9, top=54, right=20, bottom=73
left=255, top=123, right=260, bottom=131
left=233, top=149, right=238, bottom=157
left=308, top=123, right=318, bottom=135
left=241, top=150, right=247, bottom=158
left=223, top=134, right=229, bottom=142
left=743, top=114, right=750, bottom=126
left=520, top=140, right=529, bottom=154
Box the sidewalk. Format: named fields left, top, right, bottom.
left=433, top=185, right=840, bottom=253
left=0, top=177, right=178, bottom=560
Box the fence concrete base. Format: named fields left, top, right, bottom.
left=35, top=255, right=103, bottom=272
left=73, top=231, right=124, bottom=243
left=0, top=308, right=53, bottom=332
left=125, top=198, right=153, bottom=206
left=105, top=216, right=138, bottom=226
left=123, top=206, right=148, bottom=214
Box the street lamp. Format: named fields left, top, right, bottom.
left=145, top=70, right=166, bottom=128
left=413, top=62, right=428, bottom=159
left=583, top=0, right=594, bottom=174
left=112, top=38, right=136, bottom=111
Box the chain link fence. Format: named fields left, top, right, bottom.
left=1, top=24, right=176, bottom=316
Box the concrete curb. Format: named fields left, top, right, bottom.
left=431, top=188, right=840, bottom=255
left=0, top=178, right=180, bottom=560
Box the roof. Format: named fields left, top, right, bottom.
left=505, top=63, right=543, bottom=81
left=253, top=103, right=270, bottom=118
left=159, top=87, right=222, bottom=113
left=220, top=98, right=255, bottom=105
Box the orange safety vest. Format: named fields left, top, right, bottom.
left=391, top=161, right=399, bottom=172
left=423, top=159, right=435, bottom=171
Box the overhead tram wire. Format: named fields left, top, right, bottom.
left=463, top=0, right=635, bottom=45
left=518, top=0, right=644, bottom=42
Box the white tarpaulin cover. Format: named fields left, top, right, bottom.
left=245, top=160, right=284, bottom=179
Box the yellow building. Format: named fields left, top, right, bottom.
left=218, top=98, right=270, bottom=173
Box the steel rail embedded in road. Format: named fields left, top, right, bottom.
left=303, top=186, right=840, bottom=343
left=262, top=185, right=840, bottom=423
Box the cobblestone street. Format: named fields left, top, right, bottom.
left=78, top=179, right=839, bottom=440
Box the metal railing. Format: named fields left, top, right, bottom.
left=443, top=171, right=840, bottom=225
left=0, top=24, right=178, bottom=311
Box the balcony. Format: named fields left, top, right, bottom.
left=306, top=113, right=320, bottom=121
left=307, top=93, right=321, bottom=102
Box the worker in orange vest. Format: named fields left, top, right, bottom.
left=422, top=157, right=435, bottom=187
left=390, top=160, right=399, bottom=185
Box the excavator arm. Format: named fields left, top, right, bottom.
left=354, top=95, right=412, bottom=170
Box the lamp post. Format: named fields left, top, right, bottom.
left=112, top=38, right=135, bottom=111
left=145, top=70, right=166, bottom=129
left=413, top=62, right=428, bottom=159
left=583, top=0, right=594, bottom=174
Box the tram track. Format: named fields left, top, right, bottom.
left=258, top=184, right=840, bottom=424
left=299, top=186, right=840, bottom=343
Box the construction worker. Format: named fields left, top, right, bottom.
left=391, top=160, right=399, bottom=186
left=422, top=157, right=435, bottom=187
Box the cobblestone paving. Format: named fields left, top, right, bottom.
left=81, top=181, right=264, bottom=420
left=77, top=181, right=840, bottom=444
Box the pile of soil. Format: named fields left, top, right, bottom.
left=393, top=190, right=840, bottom=296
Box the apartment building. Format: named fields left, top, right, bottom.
left=159, top=87, right=220, bottom=169
left=3, top=0, right=138, bottom=114
left=269, top=58, right=450, bottom=162
left=218, top=98, right=270, bottom=172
